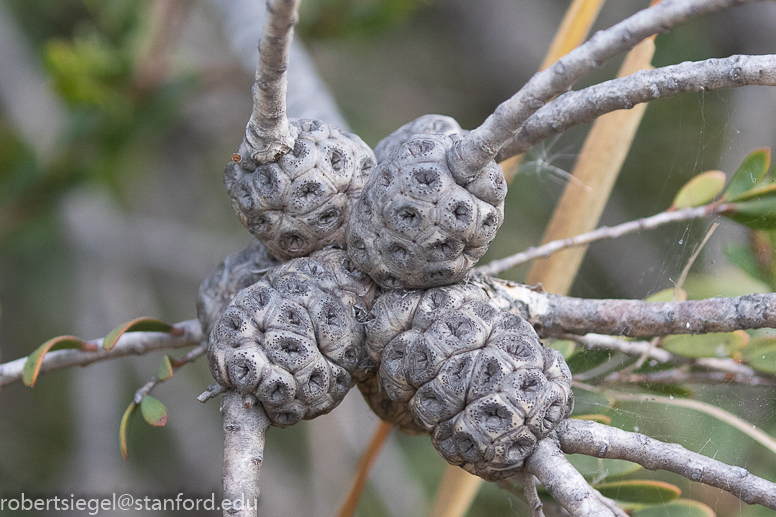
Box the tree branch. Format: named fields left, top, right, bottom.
left=0, top=319, right=203, bottom=388
left=447, top=0, right=757, bottom=179
left=496, top=53, right=776, bottom=161
left=221, top=390, right=269, bottom=517
left=243, top=0, right=301, bottom=163
left=521, top=471, right=545, bottom=517
left=524, top=437, right=615, bottom=517
left=474, top=204, right=727, bottom=276
left=479, top=277, right=776, bottom=338
left=556, top=419, right=776, bottom=509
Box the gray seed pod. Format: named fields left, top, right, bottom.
left=208, top=248, right=377, bottom=427
left=373, top=114, right=465, bottom=164
left=347, top=133, right=506, bottom=289
left=196, top=239, right=281, bottom=337
left=365, top=285, right=573, bottom=481
left=225, top=119, right=376, bottom=261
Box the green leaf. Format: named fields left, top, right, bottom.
left=547, top=339, right=576, bottom=359
left=730, top=182, right=776, bottom=203
left=120, top=401, right=138, bottom=460
left=566, top=348, right=613, bottom=374
left=671, top=170, right=726, bottom=209
left=724, top=244, right=768, bottom=284
left=566, top=454, right=642, bottom=481
left=725, top=196, right=776, bottom=230
left=742, top=337, right=776, bottom=374
left=594, top=480, right=681, bottom=503
left=156, top=355, right=174, bottom=381
left=645, top=288, right=686, bottom=302
left=633, top=499, right=716, bottom=517
left=140, top=395, right=169, bottom=427
left=683, top=267, right=770, bottom=299
left=23, top=336, right=86, bottom=387
left=103, top=317, right=176, bottom=351
left=723, top=148, right=771, bottom=202
left=662, top=331, right=749, bottom=359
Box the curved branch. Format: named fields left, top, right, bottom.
left=557, top=419, right=776, bottom=509
left=480, top=277, right=776, bottom=338
left=497, top=53, right=776, bottom=161
left=243, top=0, right=301, bottom=162
left=524, top=437, right=615, bottom=517
left=132, top=342, right=208, bottom=403
left=0, top=319, right=203, bottom=388
left=221, top=390, right=270, bottom=517
left=447, top=0, right=757, bottom=179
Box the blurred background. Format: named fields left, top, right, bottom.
left=1, top=0, right=776, bottom=515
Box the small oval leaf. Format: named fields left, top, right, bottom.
left=671, top=170, right=726, bottom=209
left=662, top=330, right=749, bottom=359
left=725, top=197, right=776, bottom=230
left=633, top=499, right=716, bottom=517
left=594, top=479, right=681, bottom=503
left=723, top=148, right=772, bottom=202
left=120, top=401, right=138, bottom=460
left=23, top=336, right=86, bottom=387
left=566, top=454, right=642, bottom=480
left=742, top=337, right=776, bottom=374
left=645, top=288, right=687, bottom=302
left=140, top=395, right=169, bottom=427
left=156, top=355, right=174, bottom=381
left=103, top=317, right=176, bottom=351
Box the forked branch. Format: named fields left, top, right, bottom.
left=497, top=53, right=776, bottom=161
left=447, top=0, right=758, bottom=179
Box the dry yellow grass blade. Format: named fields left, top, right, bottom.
left=525, top=36, right=656, bottom=294
left=501, top=0, right=606, bottom=184
left=336, top=421, right=393, bottom=517
left=430, top=2, right=606, bottom=516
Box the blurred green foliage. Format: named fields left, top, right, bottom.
left=0, top=0, right=192, bottom=246
left=299, top=0, right=429, bottom=39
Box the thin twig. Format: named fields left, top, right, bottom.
left=591, top=487, right=629, bottom=517
left=607, top=367, right=776, bottom=387
left=336, top=421, right=393, bottom=517
left=497, top=53, right=776, bottom=160
left=557, top=419, right=776, bottom=509
left=475, top=204, right=727, bottom=276
left=133, top=342, right=208, bottom=404
left=221, top=390, right=270, bottom=517
left=242, top=0, right=301, bottom=163
left=448, top=0, right=758, bottom=179
left=0, top=319, right=203, bottom=388
left=521, top=471, right=545, bottom=517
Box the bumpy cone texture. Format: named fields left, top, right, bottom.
left=208, top=248, right=377, bottom=427
left=197, top=239, right=281, bottom=337
left=347, top=133, right=507, bottom=289
left=225, top=119, right=376, bottom=261
left=373, top=114, right=465, bottom=164
left=364, top=285, right=573, bottom=481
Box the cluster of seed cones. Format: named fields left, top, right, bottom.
left=200, top=114, right=573, bottom=480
